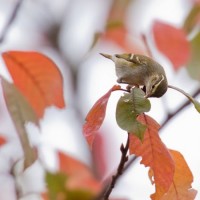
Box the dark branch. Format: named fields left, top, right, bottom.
left=0, top=0, right=24, bottom=44
left=97, top=86, right=200, bottom=200
left=160, top=86, right=200, bottom=129
left=98, top=133, right=129, bottom=200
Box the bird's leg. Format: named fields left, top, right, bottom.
left=126, top=84, right=133, bottom=92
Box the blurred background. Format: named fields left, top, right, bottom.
left=0, top=0, right=200, bottom=199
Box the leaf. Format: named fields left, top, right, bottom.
left=192, top=0, right=200, bottom=5
left=45, top=172, right=68, bottom=200
left=2, top=51, right=65, bottom=118
left=41, top=193, right=48, bottom=200
left=91, top=132, right=107, bottom=178
left=1, top=77, right=37, bottom=169
left=150, top=150, right=197, bottom=200
left=116, top=88, right=151, bottom=139
left=45, top=152, right=101, bottom=200
left=183, top=5, right=200, bottom=33
left=168, top=85, right=200, bottom=113
left=46, top=171, right=98, bottom=200
left=83, top=85, right=121, bottom=148
left=0, top=135, right=6, bottom=146
left=58, top=152, right=101, bottom=194
left=187, top=31, right=200, bottom=80
left=153, top=20, right=190, bottom=69
left=129, top=114, right=175, bottom=194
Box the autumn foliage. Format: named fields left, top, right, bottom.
left=1, top=1, right=200, bottom=200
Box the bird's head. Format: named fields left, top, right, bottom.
left=145, top=74, right=168, bottom=98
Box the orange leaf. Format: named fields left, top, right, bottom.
left=83, top=85, right=121, bottom=148
left=129, top=114, right=175, bottom=193
left=2, top=51, right=65, bottom=118
left=151, top=150, right=197, bottom=200
left=103, top=25, right=144, bottom=54
left=0, top=135, right=6, bottom=146
left=153, top=20, right=190, bottom=70
left=104, top=25, right=128, bottom=50
left=41, top=193, right=48, bottom=200
left=58, top=152, right=102, bottom=195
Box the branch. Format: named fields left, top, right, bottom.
left=160, top=86, right=200, bottom=129
left=0, top=0, right=24, bottom=44
left=141, top=34, right=153, bottom=57
left=98, top=133, right=129, bottom=200
left=121, top=86, right=200, bottom=174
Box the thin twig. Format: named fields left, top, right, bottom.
left=141, top=34, right=153, bottom=57
left=160, top=86, right=200, bottom=129
left=100, top=133, right=130, bottom=200
left=0, top=0, right=24, bottom=44
left=98, top=86, right=200, bottom=199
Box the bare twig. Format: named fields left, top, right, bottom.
left=141, top=34, right=153, bottom=57
left=99, top=133, right=130, bottom=200
left=160, top=86, right=200, bottom=129
left=0, top=0, right=24, bottom=44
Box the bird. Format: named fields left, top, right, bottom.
left=100, top=53, right=168, bottom=98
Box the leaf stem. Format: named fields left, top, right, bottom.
left=161, top=86, right=200, bottom=128
left=101, top=133, right=130, bottom=200
left=120, top=86, right=200, bottom=175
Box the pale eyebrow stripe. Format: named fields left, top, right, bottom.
left=155, top=75, right=165, bottom=87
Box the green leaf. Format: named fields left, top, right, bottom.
left=46, top=172, right=97, bottom=200
left=187, top=32, right=200, bottom=80
left=183, top=5, right=200, bottom=34
left=168, top=85, right=200, bottom=113
left=116, top=88, right=151, bottom=140
left=193, top=99, right=200, bottom=112
left=46, top=172, right=67, bottom=200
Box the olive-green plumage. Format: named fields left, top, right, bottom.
left=100, top=53, right=168, bottom=98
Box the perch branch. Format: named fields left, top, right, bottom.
left=100, top=133, right=130, bottom=200
left=123, top=86, right=200, bottom=173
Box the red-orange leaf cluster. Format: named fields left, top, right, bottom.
left=58, top=152, right=102, bottom=194
left=151, top=150, right=197, bottom=200
left=83, top=85, right=121, bottom=148
left=153, top=20, right=190, bottom=70
left=2, top=51, right=65, bottom=118
left=0, top=136, right=6, bottom=146
left=129, top=114, right=175, bottom=194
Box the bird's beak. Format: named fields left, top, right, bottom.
left=100, top=53, right=112, bottom=60
left=144, top=92, right=151, bottom=98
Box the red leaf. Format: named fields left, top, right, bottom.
left=153, top=20, right=190, bottom=69
left=92, top=132, right=107, bottom=178
left=129, top=114, right=175, bottom=194
left=0, top=136, right=6, bottom=146
left=103, top=25, right=145, bottom=54
left=2, top=51, right=65, bottom=118
left=83, top=85, right=121, bottom=148
left=151, top=150, right=197, bottom=200
left=193, top=0, right=200, bottom=5
left=41, top=193, right=48, bottom=200
left=104, top=26, right=129, bottom=50
left=58, top=152, right=102, bottom=194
